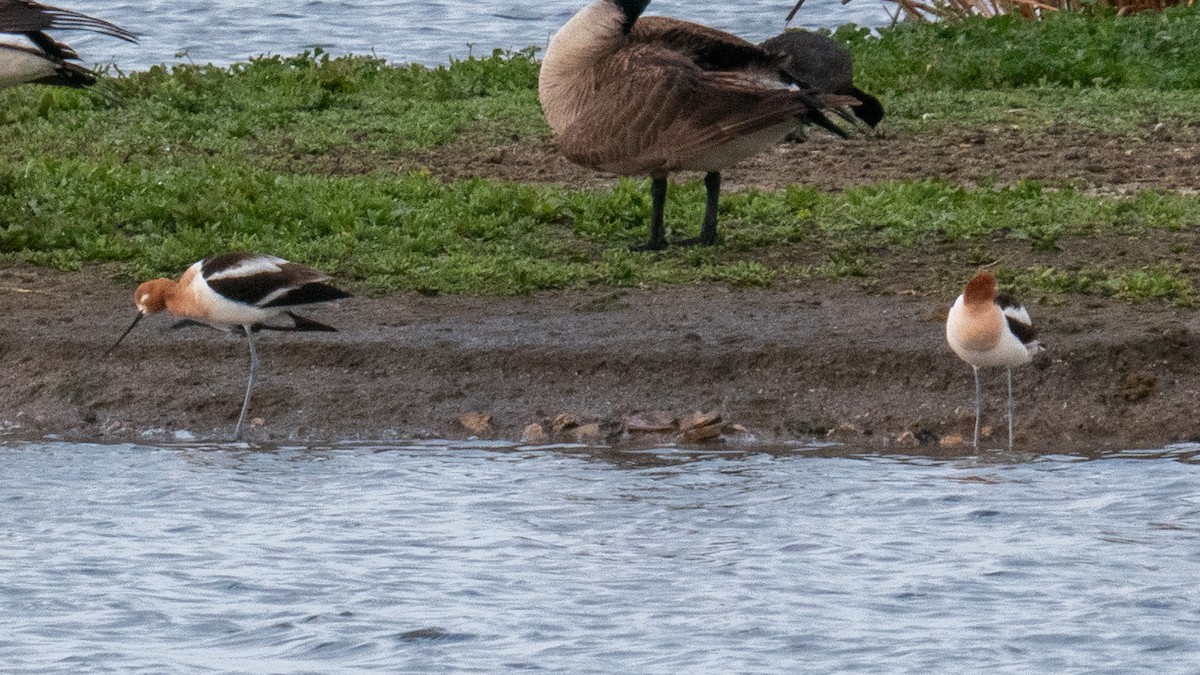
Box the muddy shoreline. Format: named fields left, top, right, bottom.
left=5, top=121, right=1200, bottom=450
left=2, top=264, right=1198, bottom=451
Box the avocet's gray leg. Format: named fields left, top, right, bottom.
left=234, top=326, right=258, bottom=440
left=1007, top=366, right=1014, bottom=451
left=973, top=365, right=981, bottom=450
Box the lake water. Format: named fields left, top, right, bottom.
left=53, top=0, right=896, bottom=72
left=2, top=439, right=1199, bottom=671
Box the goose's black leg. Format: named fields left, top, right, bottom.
left=676, top=171, right=721, bottom=247
left=631, top=176, right=669, bottom=251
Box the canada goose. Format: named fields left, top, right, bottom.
left=539, top=0, right=850, bottom=250
left=0, top=0, right=137, bottom=90
left=760, top=30, right=884, bottom=130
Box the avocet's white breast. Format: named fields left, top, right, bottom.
left=0, top=47, right=56, bottom=89
left=947, top=295, right=1036, bottom=369
left=191, top=263, right=283, bottom=328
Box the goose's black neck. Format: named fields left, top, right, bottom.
left=611, top=0, right=651, bottom=33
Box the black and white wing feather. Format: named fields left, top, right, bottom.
left=202, top=253, right=351, bottom=309
left=0, top=0, right=137, bottom=42
left=996, top=292, right=1044, bottom=354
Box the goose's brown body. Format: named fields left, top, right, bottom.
left=539, top=0, right=846, bottom=249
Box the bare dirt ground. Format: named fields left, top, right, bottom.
left=2, top=264, right=1199, bottom=452
left=3, top=126, right=1199, bottom=450
left=293, top=124, right=1200, bottom=194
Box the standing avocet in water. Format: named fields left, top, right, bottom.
left=106, top=253, right=351, bottom=440
left=946, top=269, right=1044, bottom=450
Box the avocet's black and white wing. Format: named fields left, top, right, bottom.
left=201, top=253, right=352, bottom=312
left=0, top=0, right=137, bottom=42
left=995, top=292, right=1044, bottom=355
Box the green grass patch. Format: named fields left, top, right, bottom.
left=840, top=7, right=1200, bottom=91
left=1013, top=264, right=1195, bottom=305
left=3, top=154, right=1198, bottom=297
left=0, top=47, right=546, bottom=163
left=2, top=13, right=1200, bottom=299
left=1, top=11, right=1198, bottom=176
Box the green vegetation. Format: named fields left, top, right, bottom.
left=865, top=0, right=1193, bottom=31
left=1, top=11, right=1198, bottom=301
left=839, top=7, right=1200, bottom=132
left=1014, top=265, right=1195, bottom=306
left=844, top=7, right=1200, bottom=91
left=4, top=159, right=1197, bottom=300
left=0, top=47, right=543, bottom=161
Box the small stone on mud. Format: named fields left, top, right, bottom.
left=551, top=413, right=580, bottom=433
left=624, top=411, right=675, bottom=433
left=1121, top=372, right=1156, bottom=403
left=894, top=431, right=918, bottom=448
left=940, top=433, right=965, bottom=447
left=521, top=423, right=546, bottom=443
left=572, top=423, right=603, bottom=442
left=827, top=422, right=863, bottom=437
left=679, top=410, right=721, bottom=432
left=459, top=412, right=492, bottom=435
left=679, top=423, right=721, bottom=444
left=251, top=417, right=265, bottom=427
left=722, top=423, right=756, bottom=443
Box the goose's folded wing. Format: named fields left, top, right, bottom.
left=558, top=48, right=836, bottom=175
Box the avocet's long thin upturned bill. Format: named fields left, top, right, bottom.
left=106, top=253, right=352, bottom=440
left=0, top=0, right=137, bottom=90
left=946, top=269, right=1044, bottom=450
left=538, top=0, right=853, bottom=251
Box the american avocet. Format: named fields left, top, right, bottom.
left=0, top=0, right=137, bottom=90
left=946, top=270, right=1044, bottom=450
left=538, top=0, right=850, bottom=251
left=106, top=253, right=352, bottom=440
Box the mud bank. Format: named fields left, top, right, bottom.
left=2, top=265, right=1198, bottom=451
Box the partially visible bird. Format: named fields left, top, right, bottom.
left=538, top=0, right=850, bottom=251
left=106, top=253, right=352, bottom=440
left=946, top=269, right=1045, bottom=450
left=0, top=0, right=137, bottom=90
left=759, top=30, right=884, bottom=131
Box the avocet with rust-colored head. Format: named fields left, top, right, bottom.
left=946, top=269, right=1044, bottom=450
left=106, top=253, right=351, bottom=440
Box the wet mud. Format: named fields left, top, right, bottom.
left=3, top=265, right=1198, bottom=450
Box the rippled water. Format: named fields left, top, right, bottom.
left=2, top=440, right=1199, bottom=671
left=50, top=0, right=895, bottom=71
